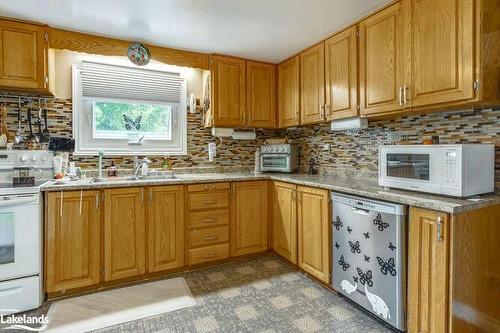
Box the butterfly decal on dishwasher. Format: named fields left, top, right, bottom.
left=376, top=256, right=397, bottom=276
left=123, top=114, right=142, bottom=131
left=356, top=268, right=373, bottom=287
left=338, top=255, right=350, bottom=271
left=333, top=216, right=343, bottom=230
left=373, top=213, right=389, bottom=231
left=348, top=240, right=361, bottom=254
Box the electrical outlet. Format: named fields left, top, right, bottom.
left=322, top=144, right=330, bottom=151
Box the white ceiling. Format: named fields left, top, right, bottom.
left=0, top=0, right=390, bottom=63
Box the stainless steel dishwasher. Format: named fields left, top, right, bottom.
left=331, top=193, right=406, bottom=331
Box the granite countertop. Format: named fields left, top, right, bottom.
left=40, top=173, right=500, bottom=214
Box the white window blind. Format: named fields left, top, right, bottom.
left=80, top=61, right=183, bottom=103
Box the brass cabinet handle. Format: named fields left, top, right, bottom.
left=319, top=104, right=325, bottom=117
left=403, top=84, right=408, bottom=104
left=399, top=86, right=403, bottom=106
left=325, top=104, right=331, bottom=116
left=203, top=236, right=218, bottom=241
left=95, top=193, right=99, bottom=211
left=203, top=200, right=217, bottom=205
left=148, top=189, right=153, bottom=206
left=201, top=254, right=217, bottom=259
left=436, top=216, right=443, bottom=242
left=204, top=185, right=209, bottom=190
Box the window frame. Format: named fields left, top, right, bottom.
left=72, top=64, right=187, bottom=156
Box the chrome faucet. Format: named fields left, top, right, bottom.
left=133, top=156, right=151, bottom=179
left=97, top=151, right=104, bottom=180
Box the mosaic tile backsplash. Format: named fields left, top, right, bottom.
left=2, top=97, right=273, bottom=172
left=1, top=97, right=499, bottom=188
left=281, top=107, right=500, bottom=189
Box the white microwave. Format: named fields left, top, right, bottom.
left=379, top=144, right=494, bottom=197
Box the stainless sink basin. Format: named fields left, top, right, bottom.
left=91, top=174, right=177, bottom=183
left=91, top=176, right=137, bottom=183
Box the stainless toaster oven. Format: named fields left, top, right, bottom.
left=260, top=144, right=298, bottom=173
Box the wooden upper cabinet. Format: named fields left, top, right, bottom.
left=300, top=43, right=326, bottom=124
left=45, top=190, right=100, bottom=293
left=272, top=182, right=297, bottom=264
left=297, top=186, right=330, bottom=284
left=278, top=56, right=300, bottom=128
left=246, top=61, right=276, bottom=128
left=231, top=181, right=268, bottom=256
left=147, top=185, right=184, bottom=273
left=408, top=207, right=450, bottom=333
left=407, top=0, right=475, bottom=108
left=0, top=20, right=49, bottom=92
left=359, top=2, right=406, bottom=116
left=325, top=26, right=358, bottom=120
left=104, top=187, right=146, bottom=281
left=210, top=55, right=246, bottom=127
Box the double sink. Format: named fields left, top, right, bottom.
left=91, top=173, right=177, bottom=183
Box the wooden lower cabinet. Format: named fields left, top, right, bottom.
left=104, top=187, right=146, bottom=281
left=272, top=182, right=297, bottom=264
left=408, top=207, right=449, bottom=333
left=45, top=190, right=100, bottom=293
left=297, top=186, right=330, bottom=284
left=147, top=185, right=184, bottom=273
left=231, top=181, right=268, bottom=256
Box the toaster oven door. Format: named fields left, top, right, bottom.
left=261, top=154, right=290, bottom=172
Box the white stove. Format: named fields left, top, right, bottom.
left=0, top=150, right=53, bottom=315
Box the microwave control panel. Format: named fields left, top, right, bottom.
left=443, top=148, right=459, bottom=185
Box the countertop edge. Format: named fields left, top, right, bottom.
left=40, top=174, right=500, bottom=214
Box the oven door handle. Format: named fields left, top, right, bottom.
left=0, top=196, right=38, bottom=207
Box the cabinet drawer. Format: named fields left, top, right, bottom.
left=189, top=192, right=229, bottom=210
left=189, top=209, right=229, bottom=229
left=189, top=226, right=229, bottom=248
left=189, top=243, right=229, bottom=265
left=188, top=182, right=230, bottom=192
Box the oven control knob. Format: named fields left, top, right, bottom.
left=19, top=155, right=28, bottom=162
left=31, top=155, right=38, bottom=161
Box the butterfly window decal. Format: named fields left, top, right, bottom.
left=348, top=240, right=361, bottom=254
left=356, top=268, right=374, bottom=287
left=373, top=213, right=389, bottom=231
left=376, top=256, right=397, bottom=276
left=333, top=216, right=343, bottom=230
left=338, top=255, right=350, bottom=272
left=123, top=114, right=142, bottom=131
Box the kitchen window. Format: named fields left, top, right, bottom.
left=72, top=61, right=187, bottom=156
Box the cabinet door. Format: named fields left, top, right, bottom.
left=359, top=2, right=406, bottom=115
left=0, top=20, right=47, bottom=90
left=231, top=181, right=268, bottom=256
left=246, top=61, right=276, bottom=128
left=104, top=187, right=146, bottom=281
left=297, top=186, right=330, bottom=283
left=325, top=26, right=358, bottom=120
left=300, top=43, right=325, bottom=124
left=210, top=55, right=246, bottom=127
left=407, top=0, right=475, bottom=107
left=45, top=191, right=100, bottom=293
left=278, top=56, right=300, bottom=127
left=272, top=182, right=297, bottom=264
left=408, top=207, right=449, bottom=333
left=147, top=185, right=184, bottom=273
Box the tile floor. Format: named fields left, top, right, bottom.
left=1, top=254, right=397, bottom=332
